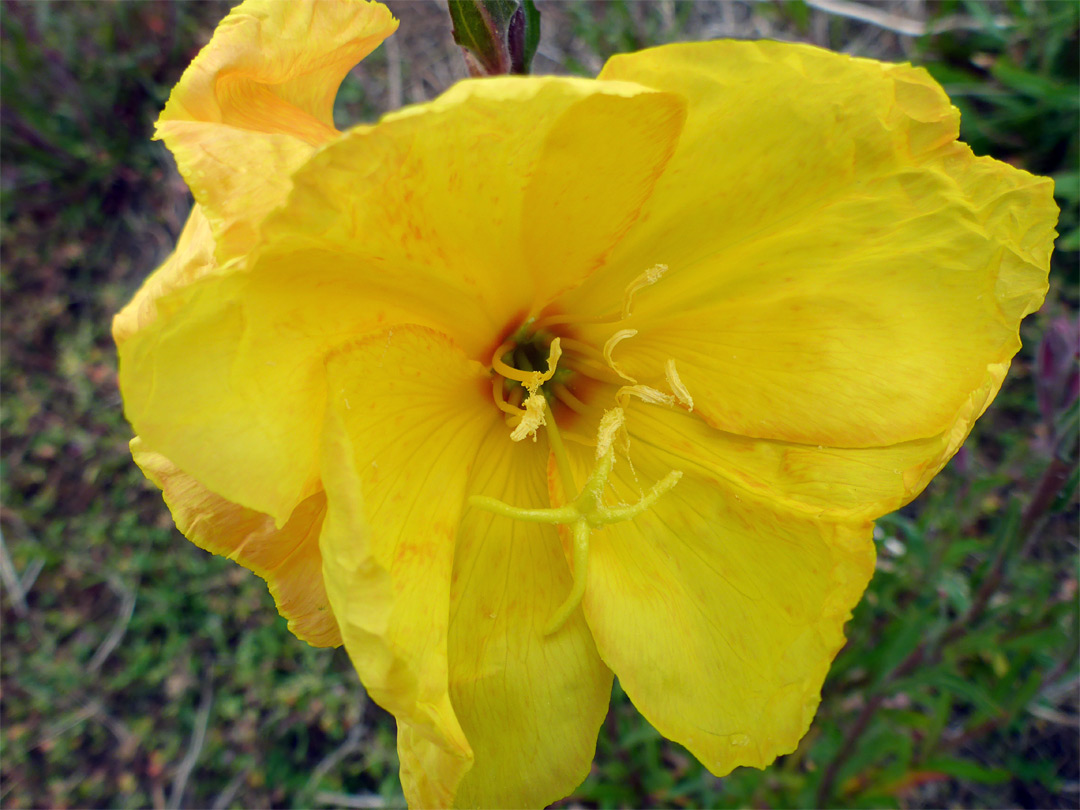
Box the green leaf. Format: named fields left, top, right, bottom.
left=991, top=59, right=1080, bottom=108
left=922, top=757, right=1011, bottom=785
left=869, top=613, right=932, bottom=687
left=1056, top=228, right=1080, bottom=252
left=1051, top=170, right=1080, bottom=204
left=448, top=0, right=506, bottom=75
left=519, top=0, right=541, bottom=73
left=936, top=569, right=972, bottom=614
left=897, top=669, right=1002, bottom=716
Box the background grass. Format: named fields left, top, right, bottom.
left=1, top=1, right=1077, bottom=808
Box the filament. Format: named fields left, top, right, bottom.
left=492, top=376, right=525, bottom=416
left=558, top=337, right=606, bottom=364
left=552, top=383, right=587, bottom=414
left=491, top=341, right=533, bottom=383
left=532, top=309, right=622, bottom=332
left=565, top=357, right=625, bottom=386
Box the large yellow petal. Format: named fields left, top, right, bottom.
left=118, top=220, right=506, bottom=526
left=131, top=437, right=339, bottom=647
left=563, top=41, right=1056, bottom=448
left=262, top=75, right=685, bottom=340
left=160, top=0, right=396, bottom=139
left=156, top=0, right=398, bottom=261
left=117, top=1, right=398, bottom=346
left=155, top=123, right=316, bottom=262
left=558, top=431, right=875, bottom=775
left=112, top=205, right=215, bottom=346
left=118, top=266, right=331, bottom=525
left=443, top=428, right=612, bottom=809
left=624, top=363, right=1003, bottom=524
left=318, top=326, right=495, bottom=804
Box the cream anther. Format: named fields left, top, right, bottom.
left=602, top=329, right=638, bottom=383
left=665, top=359, right=694, bottom=411
left=595, top=408, right=624, bottom=461
left=617, top=384, right=676, bottom=408
left=508, top=337, right=563, bottom=443
left=622, top=263, right=668, bottom=319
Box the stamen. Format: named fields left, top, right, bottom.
left=513, top=346, right=533, bottom=373
left=594, top=407, right=625, bottom=460
left=510, top=393, right=548, bottom=442
left=509, top=338, right=563, bottom=443
left=492, top=376, right=525, bottom=416
left=532, top=310, right=622, bottom=332
left=564, top=357, right=626, bottom=386
left=665, top=359, right=694, bottom=411
left=622, top=263, right=668, bottom=319
left=602, top=329, right=638, bottom=383
left=557, top=337, right=606, bottom=364
left=491, top=340, right=532, bottom=383
left=538, top=339, right=563, bottom=385
left=552, top=383, right=587, bottom=414
left=617, top=385, right=676, bottom=407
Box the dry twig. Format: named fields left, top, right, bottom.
left=168, top=677, right=214, bottom=810
left=0, top=529, right=28, bottom=616
left=313, top=791, right=390, bottom=809
left=87, top=576, right=137, bottom=673
left=806, top=0, right=1010, bottom=37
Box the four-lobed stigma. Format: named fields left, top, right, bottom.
left=469, top=403, right=682, bottom=634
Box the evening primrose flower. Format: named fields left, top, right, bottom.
left=114, top=1, right=1059, bottom=807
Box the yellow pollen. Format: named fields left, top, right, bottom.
left=510, top=393, right=548, bottom=442
left=622, top=262, right=668, bottom=319
left=506, top=338, right=562, bottom=443
left=594, top=407, right=624, bottom=460
left=617, top=384, right=675, bottom=408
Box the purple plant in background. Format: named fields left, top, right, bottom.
left=1036, top=316, right=1080, bottom=428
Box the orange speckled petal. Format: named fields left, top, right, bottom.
left=555, top=436, right=874, bottom=776
left=131, top=437, right=340, bottom=647
left=156, top=0, right=398, bottom=262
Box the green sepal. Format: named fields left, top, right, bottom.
left=447, top=0, right=541, bottom=76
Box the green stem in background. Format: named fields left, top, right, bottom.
left=447, top=0, right=540, bottom=77
left=814, top=399, right=1079, bottom=806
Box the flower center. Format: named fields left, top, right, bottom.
left=489, top=320, right=627, bottom=443
left=491, top=323, right=565, bottom=406
left=473, top=268, right=688, bottom=634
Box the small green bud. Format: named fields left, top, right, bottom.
left=447, top=0, right=541, bottom=76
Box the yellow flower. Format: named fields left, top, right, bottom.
left=113, top=1, right=1059, bottom=807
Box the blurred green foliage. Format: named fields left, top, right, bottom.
left=1, top=1, right=1076, bottom=809
left=923, top=0, right=1080, bottom=256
